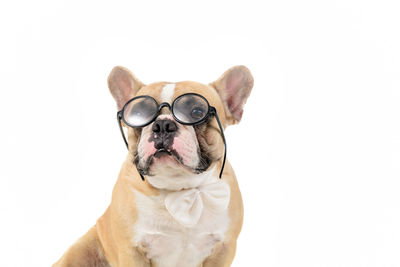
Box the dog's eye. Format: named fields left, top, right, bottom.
left=191, top=107, right=205, bottom=120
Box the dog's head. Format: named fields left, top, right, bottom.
left=108, top=66, right=253, bottom=190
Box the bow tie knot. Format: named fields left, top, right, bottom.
left=164, top=181, right=231, bottom=228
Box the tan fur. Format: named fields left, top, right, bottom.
left=53, top=66, right=253, bottom=267
left=53, top=227, right=110, bottom=267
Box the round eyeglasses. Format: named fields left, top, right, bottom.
left=117, top=93, right=226, bottom=179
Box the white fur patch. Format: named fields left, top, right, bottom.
left=160, top=83, right=176, bottom=103
left=147, top=166, right=215, bottom=191
left=132, top=171, right=230, bottom=267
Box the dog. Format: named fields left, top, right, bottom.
left=53, top=65, right=254, bottom=267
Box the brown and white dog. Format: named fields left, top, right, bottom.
left=53, top=65, right=254, bottom=267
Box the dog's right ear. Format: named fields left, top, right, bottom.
left=108, top=66, right=145, bottom=110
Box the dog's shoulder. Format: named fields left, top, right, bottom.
left=53, top=227, right=110, bottom=267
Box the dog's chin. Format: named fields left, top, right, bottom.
left=135, top=150, right=217, bottom=191
left=136, top=149, right=197, bottom=177
left=150, top=154, right=192, bottom=176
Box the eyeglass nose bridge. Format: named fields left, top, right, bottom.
left=158, top=102, right=172, bottom=110
left=157, top=102, right=173, bottom=115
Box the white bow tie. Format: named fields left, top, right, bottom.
left=164, top=181, right=231, bottom=228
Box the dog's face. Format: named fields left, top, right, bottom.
left=132, top=82, right=224, bottom=179
left=108, top=66, right=253, bottom=190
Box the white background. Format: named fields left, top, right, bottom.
left=1, top=0, right=400, bottom=266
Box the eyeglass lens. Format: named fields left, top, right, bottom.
left=172, top=94, right=208, bottom=124
left=123, top=97, right=158, bottom=127
left=123, top=94, right=209, bottom=127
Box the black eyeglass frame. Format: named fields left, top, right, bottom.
left=116, top=93, right=227, bottom=179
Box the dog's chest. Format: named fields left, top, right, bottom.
left=132, top=187, right=230, bottom=267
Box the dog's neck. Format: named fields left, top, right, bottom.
left=145, top=166, right=218, bottom=191
left=118, top=157, right=228, bottom=228
left=119, top=154, right=220, bottom=193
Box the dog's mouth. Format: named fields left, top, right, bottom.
left=151, top=148, right=188, bottom=168
left=136, top=148, right=186, bottom=175
left=135, top=147, right=210, bottom=176
left=153, top=148, right=172, bottom=158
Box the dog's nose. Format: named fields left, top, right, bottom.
left=152, top=119, right=177, bottom=134
left=151, top=119, right=178, bottom=150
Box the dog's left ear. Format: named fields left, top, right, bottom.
left=210, top=65, right=254, bottom=125
left=108, top=66, right=145, bottom=110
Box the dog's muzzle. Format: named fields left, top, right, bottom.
left=150, top=119, right=178, bottom=151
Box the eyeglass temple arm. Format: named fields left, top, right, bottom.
left=210, top=108, right=227, bottom=179
left=117, top=111, right=129, bottom=149
left=117, top=111, right=145, bottom=181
